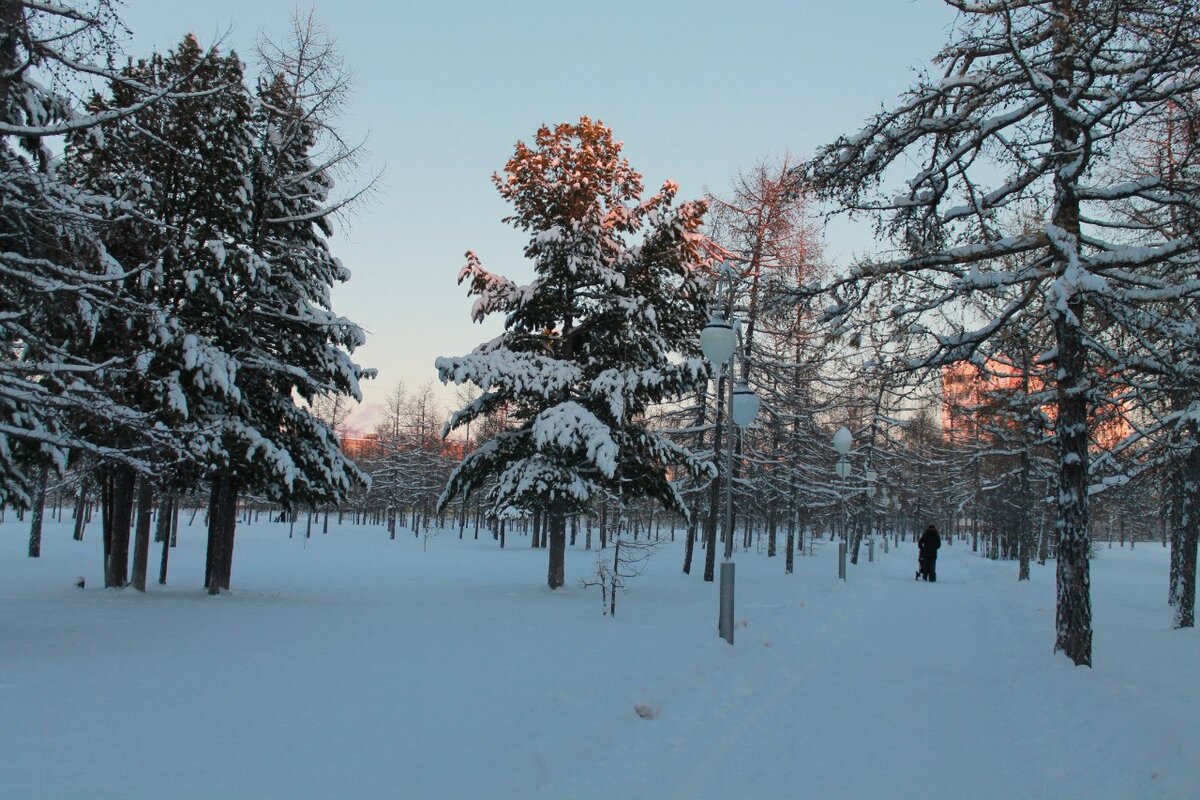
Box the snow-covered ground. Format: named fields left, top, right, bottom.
left=2, top=515, right=1196, bottom=799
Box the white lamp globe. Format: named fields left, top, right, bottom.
left=731, top=380, right=761, bottom=428
left=833, top=426, right=852, bottom=455
left=700, top=316, right=736, bottom=365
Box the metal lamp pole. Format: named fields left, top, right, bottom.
left=700, top=262, right=760, bottom=646
left=865, top=467, right=877, bottom=562
left=834, top=426, right=852, bottom=580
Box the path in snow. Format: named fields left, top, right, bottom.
left=534, top=539, right=1195, bottom=800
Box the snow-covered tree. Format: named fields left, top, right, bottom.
left=701, top=158, right=829, bottom=576
left=0, top=1, right=179, bottom=512
left=65, top=22, right=371, bottom=593
left=240, top=13, right=373, bottom=511
left=799, top=0, right=1200, bottom=665
left=436, top=117, right=713, bottom=589
left=65, top=34, right=257, bottom=588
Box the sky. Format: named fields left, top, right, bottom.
left=116, top=0, right=961, bottom=433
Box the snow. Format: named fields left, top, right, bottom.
left=2, top=517, right=1197, bottom=799
left=532, top=401, right=618, bottom=477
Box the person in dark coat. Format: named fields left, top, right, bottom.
left=917, top=525, right=941, bottom=582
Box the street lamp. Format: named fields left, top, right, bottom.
left=865, top=469, right=878, bottom=561
left=700, top=261, right=760, bottom=646
left=833, top=426, right=852, bottom=579
left=879, top=485, right=890, bottom=554
left=731, top=380, right=761, bottom=428
left=833, top=426, right=852, bottom=466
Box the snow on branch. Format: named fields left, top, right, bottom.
left=457, top=251, right=534, bottom=323
left=588, top=359, right=707, bottom=420
left=435, top=349, right=580, bottom=400
left=532, top=401, right=618, bottom=478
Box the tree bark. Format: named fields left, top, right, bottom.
left=1050, top=0, right=1092, bottom=666
left=205, top=471, right=240, bottom=594
left=105, top=464, right=137, bottom=589
left=1018, top=449, right=1033, bottom=581
left=1052, top=298, right=1092, bottom=666
left=683, top=518, right=697, bottom=575
left=27, top=464, right=48, bottom=558
left=547, top=506, right=566, bottom=589
left=1172, top=422, right=1200, bottom=629
left=72, top=473, right=90, bottom=541
left=786, top=508, right=797, bottom=574
left=158, top=495, right=174, bottom=585
left=130, top=478, right=154, bottom=591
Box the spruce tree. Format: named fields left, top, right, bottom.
left=66, top=34, right=257, bottom=588
left=67, top=28, right=371, bottom=592
left=437, top=117, right=713, bottom=589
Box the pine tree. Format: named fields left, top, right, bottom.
left=437, top=117, right=713, bottom=589
left=66, top=24, right=371, bottom=592
left=66, top=34, right=258, bottom=589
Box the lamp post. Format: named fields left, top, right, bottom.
left=878, top=485, right=890, bottom=555
left=700, top=261, right=760, bottom=646
left=833, top=426, right=851, bottom=580
left=864, top=467, right=877, bottom=562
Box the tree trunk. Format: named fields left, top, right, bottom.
left=72, top=473, right=90, bottom=541
left=1048, top=4, right=1092, bottom=665
left=205, top=471, right=240, bottom=595
left=27, top=464, right=48, bottom=558
left=105, top=464, right=137, bottom=588
left=130, top=478, right=154, bottom=591
left=1018, top=452, right=1033, bottom=581
left=1172, top=423, right=1200, bottom=628
left=1052, top=300, right=1092, bottom=666
left=849, top=507, right=864, bottom=565
left=158, top=495, right=174, bottom=585
left=205, top=485, right=220, bottom=587
left=683, top=518, right=697, bottom=575
left=767, top=509, right=777, bottom=558
left=787, top=508, right=799, bottom=574
left=547, top=507, right=567, bottom=589
left=610, top=539, right=620, bottom=617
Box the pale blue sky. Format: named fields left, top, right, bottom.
left=119, top=0, right=958, bottom=431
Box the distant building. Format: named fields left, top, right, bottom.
left=941, top=358, right=1131, bottom=449
left=340, top=433, right=383, bottom=460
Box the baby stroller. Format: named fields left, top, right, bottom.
left=915, top=554, right=936, bottom=582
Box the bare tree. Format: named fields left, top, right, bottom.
left=799, top=0, right=1200, bottom=665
